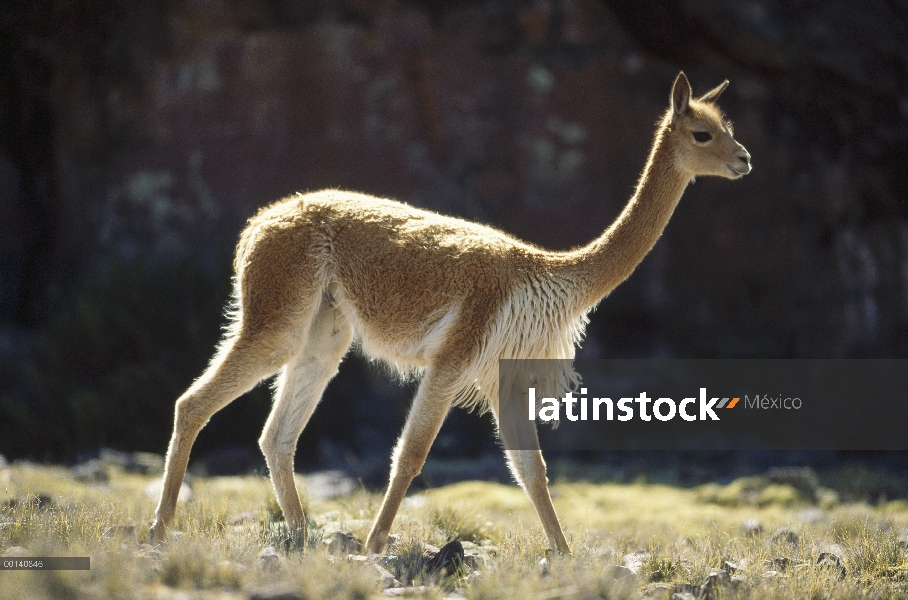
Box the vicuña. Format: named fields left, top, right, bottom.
left=151, top=72, right=751, bottom=553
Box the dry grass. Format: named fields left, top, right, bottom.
left=3, top=462, right=908, bottom=599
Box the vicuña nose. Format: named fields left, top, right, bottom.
left=736, top=148, right=751, bottom=165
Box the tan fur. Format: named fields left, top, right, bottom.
left=150, top=72, right=751, bottom=554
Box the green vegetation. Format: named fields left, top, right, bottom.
left=3, top=463, right=908, bottom=598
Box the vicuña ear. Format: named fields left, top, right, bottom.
left=671, top=72, right=691, bottom=119
left=699, top=79, right=729, bottom=104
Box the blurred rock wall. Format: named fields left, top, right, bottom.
left=1, top=0, right=906, bottom=462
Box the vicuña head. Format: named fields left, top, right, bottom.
left=150, top=72, right=751, bottom=556
left=662, top=71, right=751, bottom=179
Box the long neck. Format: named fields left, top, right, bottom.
left=556, top=123, right=691, bottom=312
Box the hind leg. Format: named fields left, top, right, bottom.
left=150, top=330, right=299, bottom=543
left=494, top=404, right=570, bottom=553
left=259, top=298, right=353, bottom=529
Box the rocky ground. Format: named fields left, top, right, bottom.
left=4, top=455, right=908, bottom=598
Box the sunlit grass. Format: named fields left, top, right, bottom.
left=3, top=462, right=908, bottom=598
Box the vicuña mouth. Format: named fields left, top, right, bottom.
left=727, top=162, right=750, bottom=176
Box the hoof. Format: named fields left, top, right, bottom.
left=364, top=533, right=387, bottom=555
left=149, top=522, right=167, bottom=545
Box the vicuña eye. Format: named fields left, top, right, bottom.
left=693, top=131, right=712, bottom=143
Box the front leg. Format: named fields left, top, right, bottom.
left=365, top=371, right=454, bottom=554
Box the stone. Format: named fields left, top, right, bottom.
left=741, top=519, right=763, bottom=535
left=126, top=452, right=166, bottom=475
left=144, top=479, right=192, bottom=504
left=606, top=565, right=637, bottom=581
left=796, top=508, right=824, bottom=523
left=72, top=459, right=108, bottom=482
left=373, top=562, right=401, bottom=589
left=816, top=552, right=846, bottom=579
left=383, top=587, right=429, bottom=597
left=766, top=466, right=819, bottom=500
left=699, top=570, right=732, bottom=600
left=766, top=557, right=796, bottom=572
left=425, top=540, right=464, bottom=576
left=640, top=583, right=673, bottom=598
left=256, top=546, right=283, bottom=571
left=228, top=511, right=258, bottom=525
left=769, top=528, right=799, bottom=546
left=248, top=584, right=305, bottom=600
left=463, top=553, right=484, bottom=571
left=671, top=583, right=699, bottom=596
left=3, top=546, right=29, bottom=557
left=327, top=531, right=363, bottom=555
left=103, top=524, right=137, bottom=542
left=302, top=470, right=356, bottom=500
left=622, top=550, right=650, bottom=574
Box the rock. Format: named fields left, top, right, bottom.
left=327, top=531, right=363, bottom=555
left=766, top=466, right=819, bottom=500
left=769, top=528, right=799, bottom=546
left=302, top=470, right=356, bottom=500
left=796, top=508, right=825, bottom=523
left=539, top=557, right=550, bottom=576
left=248, top=584, right=305, bottom=600
left=256, top=546, right=283, bottom=571
left=72, top=459, right=109, bottom=482
left=135, top=543, right=164, bottom=561
left=383, top=587, right=429, bottom=597
left=463, top=553, right=484, bottom=571
left=126, top=452, right=165, bottom=475
left=425, top=540, right=464, bottom=576
left=765, top=556, right=806, bottom=572
left=640, top=583, right=673, bottom=598
left=722, top=560, right=740, bottom=573
left=98, top=449, right=165, bottom=475
left=5, top=494, right=54, bottom=511
left=699, top=570, right=732, bottom=600
left=741, top=519, right=763, bottom=535
left=606, top=565, right=637, bottom=581
left=670, top=593, right=696, bottom=600
left=420, top=542, right=440, bottom=555
left=228, top=511, right=258, bottom=525
left=3, top=546, right=29, bottom=557
left=103, top=524, right=137, bottom=542
left=144, top=479, right=192, bottom=504
left=816, top=552, right=846, bottom=579
left=622, top=550, right=650, bottom=574
left=672, top=583, right=699, bottom=596
left=373, top=562, right=402, bottom=589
